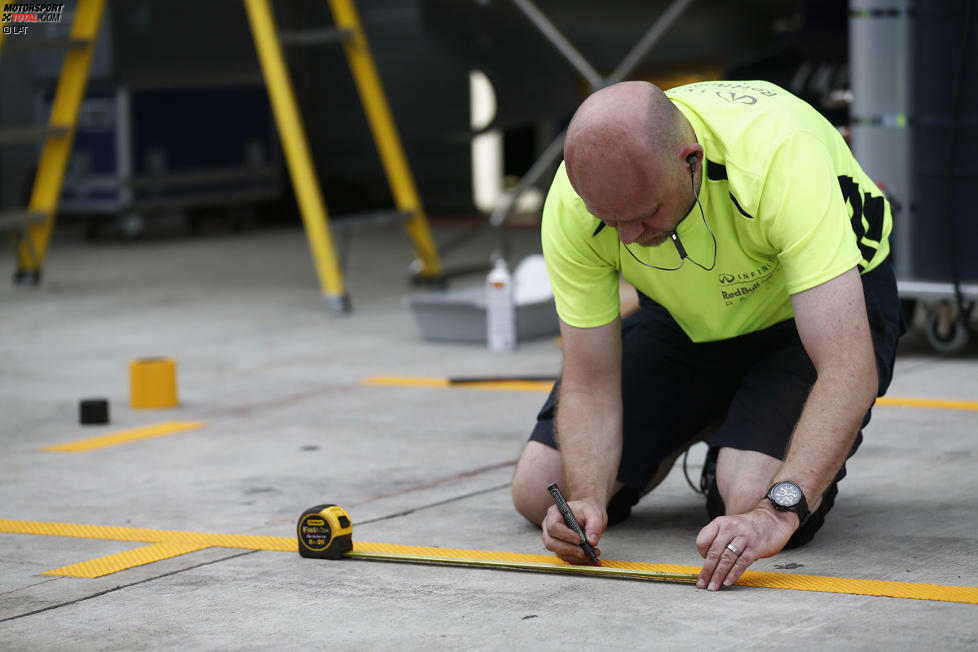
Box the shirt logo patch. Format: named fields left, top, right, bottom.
left=717, top=262, right=780, bottom=306
left=716, top=91, right=757, bottom=105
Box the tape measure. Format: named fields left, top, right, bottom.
left=296, top=504, right=353, bottom=559
left=295, top=503, right=698, bottom=583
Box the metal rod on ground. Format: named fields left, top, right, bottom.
left=448, top=375, right=557, bottom=384
left=346, top=550, right=699, bottom=583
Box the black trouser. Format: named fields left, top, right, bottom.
left=529, top=261, right=905, bottom=547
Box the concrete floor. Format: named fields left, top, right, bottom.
left=1, top=219, right=977, bottom=650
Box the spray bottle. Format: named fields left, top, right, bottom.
left=486, top=258, right=516, bottom=352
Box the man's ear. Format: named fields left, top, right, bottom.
left=679, top=144, right=703, bottom=175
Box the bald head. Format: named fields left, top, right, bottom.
left=564, top=82, right=693, bottom=217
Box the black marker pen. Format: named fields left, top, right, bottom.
left=547, top=483, right=600, bottom=565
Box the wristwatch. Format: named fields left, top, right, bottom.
left=766, top=481, right=811, bottom=526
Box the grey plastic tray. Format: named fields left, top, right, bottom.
left=406, top=285, right=559, bottom=343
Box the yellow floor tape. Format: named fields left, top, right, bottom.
left=39, top=421, right=207, bottom=453
left=874, top=396, right=978, bottom=411
left=2, top=518, right=977, bottom=604
left=45, top=542, right=211, bottom=579
left=361, top=377, right=978, bottom=411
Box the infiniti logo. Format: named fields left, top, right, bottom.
left=719, top=273, right=736, bottom=284
left=716, top=91, right=757, bottom=105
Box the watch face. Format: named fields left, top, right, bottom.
left=771, top=482, right=801, bottom=507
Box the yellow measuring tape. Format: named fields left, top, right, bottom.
left=2, top=519, right=977, bottom=604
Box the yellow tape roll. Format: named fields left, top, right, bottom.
left=129, top=358, right=178, bottom=409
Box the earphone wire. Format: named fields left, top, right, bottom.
left=621, top=168, right=717, bottom=272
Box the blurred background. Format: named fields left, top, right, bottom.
left=1, top=0, right=975, bottom=350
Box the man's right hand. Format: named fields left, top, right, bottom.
left=541, top=497, right=607, bottom=564
left=545, top=317, right=621, bottom=565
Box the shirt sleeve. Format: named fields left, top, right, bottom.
left=541, top=165, right=621, bottom=328
left=760, top=131, right=862, bottom=294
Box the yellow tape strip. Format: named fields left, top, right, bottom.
left=0, top=519, right=296, bottom=552
left=735, top=570, right=978, bottom=604
left=39, top=421, right=207, bottom=452
left=362, top=376, right=450, bottom=387
left=875, top=396, right=978, bottom=411
left=348, top=542, right=978, bottom=603
left=362, top=377, right=977, bottom=410
left=43, top=542, right=210, bottom=579
left=3, top=518, right=978, bottom=603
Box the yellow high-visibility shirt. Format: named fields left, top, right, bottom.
left=542, top=80, right=892, bottom=342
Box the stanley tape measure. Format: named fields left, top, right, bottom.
left=297, top=504, right=353, bottom=559
left=295, top=503, right=698, bottom=583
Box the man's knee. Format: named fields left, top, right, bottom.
left=706, top=445, right=839, bottom=549
left=714, top=447, right=782, bottom=515
left=511, top=441, right=562, bottom=526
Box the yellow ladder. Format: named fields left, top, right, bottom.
left=2, top=0, right=441, bottom=312
left=244, top=0, right=444, bottom=312
left=0, top=0, right=107, bottom=285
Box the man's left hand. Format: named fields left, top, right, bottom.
left=695, top=505, right=798, bottom=590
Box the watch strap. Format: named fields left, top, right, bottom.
left=766, top=481, right=811, bottom=526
